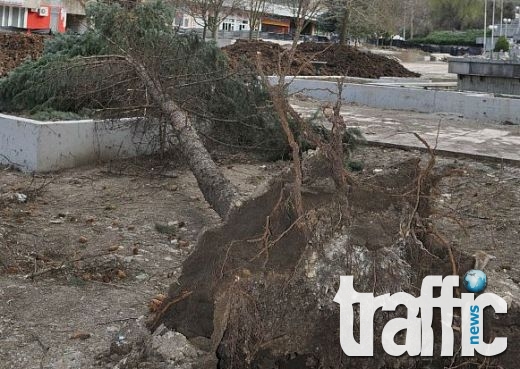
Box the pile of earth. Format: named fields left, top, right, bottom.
left=0, top=32, right=46, bottom=77
left=223, top=40, right=420, bottom=78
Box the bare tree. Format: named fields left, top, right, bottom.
left=244, top=0, right=266, bottom=39
left=283, top=0, right=324, bottom=39
left=320, top=0, right=418, bottom=44
left=176, top=0, right=243, bottom=39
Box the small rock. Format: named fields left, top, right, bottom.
left=110, top=338, right=132, bottom=356
left=178, top=240, right=189, bottom=248
left=135, top=273, right=149, bottom=282
left=78, top=236, right=88, bottom=244
left=149, top=329, right=202, bottom=364
left=15, top=193, right=27, bottom=203
left=373, top=168, right=383, bottom=173
left=169, top=185, right=178, bottom=192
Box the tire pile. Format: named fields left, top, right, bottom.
left=0, top=32, right=46, bottom=77
left=223, top=40, right=420, bottom=78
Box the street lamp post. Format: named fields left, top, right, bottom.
left=503, top=18, right=512, bottom=38
left=491, top=0, right=496, bottom=58
left=484, top=0, right=488, bottom=55
left=516, top=7, right=520, bottom=34
left=500, top=0, right=504, bottom=35
left=489, top=24, right=498, bottom=57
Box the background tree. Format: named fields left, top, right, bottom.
left=245, top=0, right=267, bottom=39
left=319, top=0, right=411, bottom=44
left=280, top=0, right=324, bottom=36
left=429, top=0, right=483, bottom=30
left=175, top=0, right=242, bottom=39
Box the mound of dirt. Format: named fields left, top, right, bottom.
left=223, top=40, right=421, bottom=78
left=0, top=32, right=46, bottom=77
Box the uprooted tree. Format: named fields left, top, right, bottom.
left=0, top=1, right=290, bottom=218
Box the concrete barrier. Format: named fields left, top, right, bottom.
left=3, top=79, right=519, bottom=172
left=279, top=78, right=520, bottom=124
left=0, top=114, right=159, bottom=172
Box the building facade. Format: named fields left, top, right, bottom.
left=0, top=0, right=86, bottom=32
left=173, top=2, right=317, bottom=36
left=0, top=0, right=316, bottom=36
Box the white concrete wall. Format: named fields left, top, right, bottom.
left=0, top=114, right=39, bottom=170
left=279, top=78, right=520, bottom=124
left=0, top=114, right=159, bottom=172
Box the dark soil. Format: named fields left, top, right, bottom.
left=0, top=32, right=46, bottom=77
left=223, top=40, right=421, bottom=78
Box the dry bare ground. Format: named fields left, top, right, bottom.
left=0, top=146, right=519, bottom=368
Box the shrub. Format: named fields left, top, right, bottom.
left=411, top=29, right=486, bottom=46
left=494, top=36, right=510, bottom=52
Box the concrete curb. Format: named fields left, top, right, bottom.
left=274, top=78, right=520, bottom=125
left=364, top=140, right=520, bottom=166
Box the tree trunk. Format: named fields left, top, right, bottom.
left=339, top=8, right=349, bottom=45
left=128, top=58, right=239, bottom=219
left=211, top=22, right=218, bottom=40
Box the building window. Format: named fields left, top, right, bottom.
left=0, top=6, right=26, bottom=28
left=222, top=22, right=233, bottom=31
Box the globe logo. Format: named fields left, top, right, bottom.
left=463, top=269, right=487, bottom=293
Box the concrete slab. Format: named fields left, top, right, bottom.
left=291, top=100, right=520, bottom=164
left=401, top=61, right=455, bottom=81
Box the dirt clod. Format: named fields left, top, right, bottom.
left=70, top=331, right=92, bottom=340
